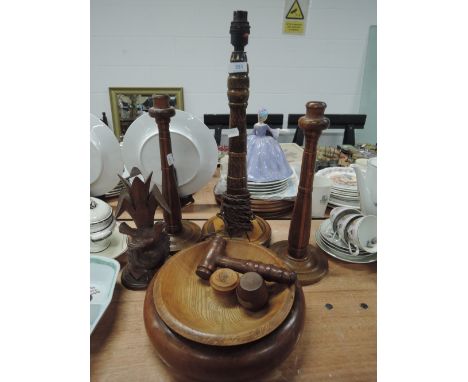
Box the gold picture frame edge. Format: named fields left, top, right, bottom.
left=108, top=87, right=185, bottom=139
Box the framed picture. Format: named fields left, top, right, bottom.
left=109, top=87, right=184, bottom=140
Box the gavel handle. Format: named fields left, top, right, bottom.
left=217, top=257, right=296, bottom=284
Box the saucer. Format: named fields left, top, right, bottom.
left=315, top=228, right=376, bottom=264
left=90, top=223, right=127, bottom=259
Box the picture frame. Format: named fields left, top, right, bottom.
left=109, top=87, right=184, bottom=140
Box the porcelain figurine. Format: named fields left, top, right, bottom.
left=247, top=108, right=293, bottom=182
left=351, top=157, right=377, bottom=216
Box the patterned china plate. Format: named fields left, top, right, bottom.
left=316, top=167, right=358, bottom=191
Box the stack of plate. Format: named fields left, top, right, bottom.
left=315, top=219, right=376, bottom=263
left=315, top=167, right=360, bottom=208
left=250, top=198, right=294, bottom=218
left=214, top=193, right=294, bottom=219
left=103, top=180, right=125, bottom=199
left=247, top=177, right=289, bottom=197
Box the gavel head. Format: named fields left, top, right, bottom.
left=196, top=236, right=227, bottom=280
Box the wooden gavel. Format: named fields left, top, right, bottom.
left=196, top=237, right=296, bottom=285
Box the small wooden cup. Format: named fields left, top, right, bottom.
left=209, top=268, right=240, bottom=294
left=236, top=272, right=269, bottom=311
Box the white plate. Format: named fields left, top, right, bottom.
left=330, top=193, right=360, bottom=202
left=90, top=223, right=127, bottom=259
left=331, top=188, right=359, bottom=195
left=247, top=182, right=288, bottom=191
left=90, top=255, right=120, bottom=334
left=90, top=114, right=124, bottom=196
left=121, top=111, right=218, bottom=196
left=248, top=182, right=289, bottom=191
left=316, top=167, right=358, bottom=191
left=248, top=179, right=288, bottom=188
left=247, top=176, right=291, bottom=187
left=329, top=197, right=361, bottom=208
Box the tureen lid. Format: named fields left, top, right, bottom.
left=90, top=197, right=113, bottom=224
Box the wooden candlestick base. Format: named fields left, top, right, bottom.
left=201, top=215, right=271, bottom=247
left=269, top=240, right=328, bottom=286
left=168, top=220, right=202, bottom=253
left=121, top=263, right=161, bottom=291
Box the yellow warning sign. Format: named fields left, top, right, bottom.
left=283, top=0, right=309, bottom=35
left=286, top=0, right=304, bottom=20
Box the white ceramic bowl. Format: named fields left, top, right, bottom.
left=90, top=198, right=115, bottom=253
left=91, top=219, right=116, bottom=253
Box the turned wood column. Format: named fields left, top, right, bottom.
left=225, top=10, right=250, bottom=197
left=288, top=102, right=330, bottom=258
left=149, top=94, right=183, bottom=234
left=270, top=101, right=329, bottom=285
left=201, top=10, right=271, bottom=246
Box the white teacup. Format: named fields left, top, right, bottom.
left=336, top=213, right=362, bottom=245
left=311, top=175, right=333, bottom=218
left=329, top=206, right=361, bottom=232
left=346, top=215, right=377, bottom=255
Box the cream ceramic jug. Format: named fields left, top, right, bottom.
left=351, top=157, right=377, bottom=216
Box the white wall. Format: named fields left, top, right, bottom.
left=91, top=0, right=376, bottom=139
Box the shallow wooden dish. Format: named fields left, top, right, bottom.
left=153, top=240, right=295, bottom=346
left=144, top=275, right=305, bottom=382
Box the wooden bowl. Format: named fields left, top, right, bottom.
left=144, top=275, right=305, bottom=382
left=152, top=240, right=295, bottom=346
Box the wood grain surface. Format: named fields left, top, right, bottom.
left=153, top=240, right=295, bottom=346
left=91, top=220, right=376, bottom=382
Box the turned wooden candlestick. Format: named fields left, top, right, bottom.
left=270, top=101, right=330, bottom=285
left=149, top=94, right=201, bottom=253
left=202, top=10, right=271, bottom=246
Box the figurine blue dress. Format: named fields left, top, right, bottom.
left=246, top=109, right=293, bottom=182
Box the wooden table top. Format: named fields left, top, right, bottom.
left=94, top=154, right=374, bottom=381
left=91, top=219, right=376, bottom=381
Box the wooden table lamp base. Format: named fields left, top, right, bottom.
left=168, top=220, right=202, bottom=253
left=269, top=240, right=328, bottom=286
left=201, top=215, right=271, bottom=247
